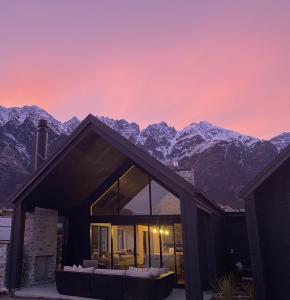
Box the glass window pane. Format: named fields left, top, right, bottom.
left=149, top=225, right=161, bottom=267
left=174, top=224, right=184, bottom=284
left=151, top=181, right=180, bottom=215
left=136, top=225, right=149, bottom=268
left=90, top=223, right=112, bottom=269
left=112, top=225, right=135, bottom=269
left=160, top=225, right=175, bottom=272
left=91, top=182, right=118, bottom=215
left=120, top=167, right=150, bottom=215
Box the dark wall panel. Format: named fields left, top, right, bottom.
left=66, top=208, right=91, bottom=266
left=255, top=159, right=290, bottom=300
left=222, top=215, right=251, bottom=273
left=198, top=210, right=213, bottom=290
left=211, top=213, right=224, bottom=276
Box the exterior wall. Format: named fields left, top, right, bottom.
left=198, top=209, right=216, bottom=290
left=204, top=212, right=250, bottom=280
left=65, top=209, right=90, bottom=266
left=254, top=159, right=290, bottom=300
left=0, top=242, right=9, bottom=290
left=222, top=214, right=251, bottom=272
left=211, top=213, right=224, bottom=276
left=22, top=207, right=58, bottom=287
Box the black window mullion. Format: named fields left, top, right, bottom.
left=173, top=224, right=177, bottom=283
left=148, top=225, right=151, bottom=268
left=110, top=226, right=114, bottom=269
left=149, top=178, right=152, bottom=215
left=117, top=180, right=120, bottom=215
left=159, top=225, right=163, bottom=268
left=134, top=224, right=137, bottom=267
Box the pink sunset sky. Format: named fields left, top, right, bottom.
left=1, top=0, right=290, bottom=139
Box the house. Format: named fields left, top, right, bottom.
left=8, top=115, right=250, bottom=300
left=240, top=145, right=290, bottom=300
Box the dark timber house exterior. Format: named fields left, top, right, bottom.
left=240, top=145, right=290, bottom=300
left=8, top=115, right=250, bottom=300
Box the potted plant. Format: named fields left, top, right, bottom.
left=213, top=274, right=236, bottom=300
left=212, top=274, right=254, bottom=300
left=242, top=281, right=255, bottom=300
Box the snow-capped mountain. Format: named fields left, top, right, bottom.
left=0, top=105, right=287, bottom=208
left=98, top=116, right=140, bottom=143
left=270, top=133, right=290, bottom=152
left=101, top=118, right=278, bottom=208
left=0, top=105, right=80, bottom=135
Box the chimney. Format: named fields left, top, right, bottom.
left=34, top=119, right=48, bottom=171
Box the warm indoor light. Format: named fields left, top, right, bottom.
left=165, top=230, right=169, bottom=236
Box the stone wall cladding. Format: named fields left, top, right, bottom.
left=0, top=242, right=9, bottom=290
left=22, top=207, right=58, bottom=287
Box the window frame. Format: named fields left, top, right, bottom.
left=90, top=165, right=180, bottom=217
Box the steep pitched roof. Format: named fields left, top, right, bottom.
left=9, top=115, right=220, bottom=212
left=239, top=144, right=290, bottom=199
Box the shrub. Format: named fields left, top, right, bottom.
left=243, top=281, right=255, bottom=300
left=214, top=274, right=236, bottom=300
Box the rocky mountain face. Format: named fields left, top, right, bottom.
left=0, top=105, right=287, bottom=209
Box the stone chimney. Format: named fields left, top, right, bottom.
left=34, top=119, right=48, bottom=171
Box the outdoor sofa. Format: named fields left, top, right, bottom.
left=55, top=267, right=175, bottom=300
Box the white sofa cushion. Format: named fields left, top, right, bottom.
left=63, top=265, right=78, bottom=272
left=78, top=267, right=95, bottom=273
left=63, top=266, right=75, bottom=272
left=150, top=267, right=169, bottom=278
left=125, top=269, right=153, bottom=278
left=129, top=267, right=149, bottom=272
left=63, top=265, right=95, bottom=273
left=95, top=269, right=126, bottom=276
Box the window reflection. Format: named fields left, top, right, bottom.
left=161, top=225, right=175, bottom=272
left=149, top=225, right=161, bottom=267
left=151, top=181, right=180, bottom=215
left=112, top=225, right=134, bottom=269
left=90, top=223, right=112, bottom=269
left=91, top=167, right=181, bottom=216
left=91, top=182, right=118, bottom=216
left=174, top=224, right=184, bottom=284
left=119, top=167, right=150, bottom=215
left=90, top=223, right=184, bottom=284
left=136, top=225, right=149, bottom=268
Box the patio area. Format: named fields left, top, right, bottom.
left=13, top=283, right=185, bottom=300
left=12, top=283, right=213, bottom=300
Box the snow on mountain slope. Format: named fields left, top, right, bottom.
left=0, top=105, right=286, bottom=208
left=175, top=121, right=259, bottom=148
left=63, top=116, right=81, bottom=135
left=0, top=105, right=262, bottom=163
left=98, top=116, right=140, bottom=142
left=270, top=132, right=290, bottom=152
left=0, top=105, right=80, bottom=135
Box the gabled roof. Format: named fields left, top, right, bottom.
left=9, top=115, right=220, bottom=213
left=239, top=143, right=290, bottom=199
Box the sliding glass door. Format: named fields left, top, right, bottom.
left=136, top=225, right=149, bottom=267
left=149, top=225, right=161, bottom=267
left=90, top=222, right=184, bottom=285
left=111, top=225, right=135, bottom=269
left=160, top=225, right=175, bottom=272
left=174, top=223, right=184, bottom=284
left=91, top=223, right=112, bottom=268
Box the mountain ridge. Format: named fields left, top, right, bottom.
left=0, top=105, right=287, bottom=209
